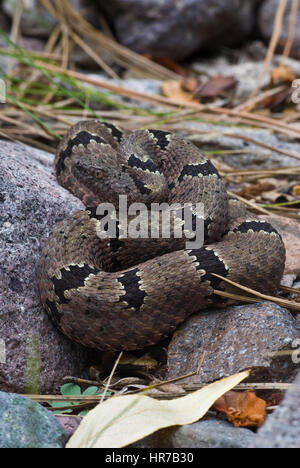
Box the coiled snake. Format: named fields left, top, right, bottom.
left=38, top=120, right=286, bottom=351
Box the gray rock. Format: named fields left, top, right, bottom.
left=134, top=419, right=256, bottom=448
left=2, top=0, right=85, bottom=37
left=171, top=121, right=300, bottom=169
left=167, top=302, right=300, bottom=385
left=99, top=0, right=258, bottom=60
left=21, top=37, right=47, bottom=53
left=251, top=372, right=300, bottom=448
left=259, top=0, right=300, bottom=56
left=0, top=141, right=90, bottom=394
left=85, top=74, right=163, bottom=109
left=0, top=391, right=67, bottom=448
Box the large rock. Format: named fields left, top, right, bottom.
left=99, top=0, right=258, bottom=60
left=0, top=392, right=67, bottom=448
left=259, top=0, right=300, bottom=57
left=251, top=372, right=300, bottom=448
left=0, top=141, right=90, bottom=394
left=167, top=302, right=300, bottom=385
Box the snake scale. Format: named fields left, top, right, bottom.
left=38, top=120, right=286, bottom=351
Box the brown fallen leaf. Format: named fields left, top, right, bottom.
left=162, top=80, right=199, bottom=105
left=132, top=354, right=158, bottom=370
left=196, top=75, right=237, bottom=99
left=271, top=65, right=296, bottom=85
left=145, top=55, right=186, bottom=75
left=265, top=392, right=283, bottom=408
left=213, top=391, right=266, bottom=427
left=181, top=77, right=199, bottom=93
left=260, top=87, right=292, bottom=113
left=292, top=185, right=300, bottom=197
left=234, top=182, right=275, bottom=200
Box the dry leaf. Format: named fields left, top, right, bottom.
left=214, top=391, right=266, bottom=427
left=154, top=383, right=185, bottom=394
left=145, top=55, right=186, bottom=75
left=197, top=75, right=237, bottom=98
left=235, top=182, right=275, bottom=200
left=181, top=77, right=199, bottom=93
left=271, top=65, right=296, bottom=84
left=292, top=185, right=300, bottom=197
left=162, top=80, right=199, bottom=105
left=118, top=353, right=158, bottom=370
left=260, top=87, right=292, bottom=113
left=67, top=371, right=249, bottom=448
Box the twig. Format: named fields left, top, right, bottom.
left=21, top=382, right=292, bottom=404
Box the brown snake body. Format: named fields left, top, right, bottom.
left=38, top=120, right=286, bottom=351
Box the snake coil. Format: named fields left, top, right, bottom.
left=38, top=120, right=286, bottom=351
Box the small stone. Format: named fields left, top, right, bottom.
left=0, top=392, right=67, bottom=448
left=167, top=302, right=300, bottom=385
left=55, top=415, right=82, bottom=441
left=281, top=274, right=297, bottom=288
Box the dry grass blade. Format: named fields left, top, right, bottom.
left=227, top=191, right=270, bottom=215
left=233, top=85, right=286, bottom=114
left=20, top=57, right=300, bottom=142
left=70, top=31, right=119, bottom=79
left=184, top=383, right=292, bottom=392
left=236, top=0, right=288, bottom=110
left=280, top=285, right=300, bottom=294
left=40, top=0, right=179, bottom=81
left=213, top=274, right=300, bottom=311
left=166, top=126, right=300, bottom=162
left=100, top=352, right=123, bottom=405
left=21, top=381, right=292, bottom=404
left=10, top=0, right=23, bottom=44
left=214, top=289, right=260, bottom=304
left=280, top=0, right=299, bottom=64
left=31, top=59, right=191, bottom=109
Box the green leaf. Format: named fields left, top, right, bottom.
left=82, top=386, right=99, bottom=396
left=61, top=383, right=82, bottom=396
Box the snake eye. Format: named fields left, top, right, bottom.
left=89, top=166, right=106, bottom=178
